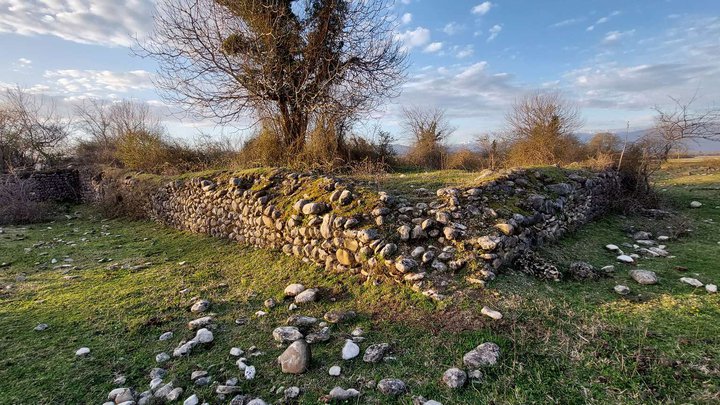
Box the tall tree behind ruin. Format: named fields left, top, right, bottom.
left=504, top=91, right=585, bottom=166
left=138, top=0, right=406, bottom=158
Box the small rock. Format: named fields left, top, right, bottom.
left=324, top=310, right=356, bottom=324
left=273, top=326, right=304, bottom=343
left=183, top=394, right=199, bottom=405
left=216, top=385, right=242, bottom=394
left=377, top=378, right=406, bottom=396
left=690, top=201, right=702, bottom=208
left=244, top=365, right=256, bottom=380
left=706, top=284, right=717, bottom=293
left=568, top=261, right=597, bottom=280
left=264, top=298, right=276, bottom=308
left=230, top=347, right=244, bottom=356
left=278, top=340, right=311, bottom=374
left=156, top=352, right=170, bottom=363
left=395, top=258, right=418, bottom=273
left=342, top=339, right=360, bottom=360
left=34, top=323, right=49, bottom=331
left=442, top=368, right=467, bottom=389
left=463, top=342, right=500, bottom=367
left=284, top=283, right=306, bottom=297
left=329, top=365, right=341, bottom=376
left=190, top=370, right=208, bottom=380
left=480, top=306, right=502, bottom=320
left=680, top=277, right=703, bottom=287
left=614, top=285, right=631, bottom=295
left=195, top=328, right=214, bottom=343
left=328, top=387, right=360, bottom=401
left=617, top=255, right=634, bottom=264
left=166, top=387, right=183, bottom=402
left=159, top=331, right=173, bottom=341
left=305, top=327, right=331, bottom=344
left=294, top=288, right=318, bottom=304
left=190, top=299, right=210, bottom=313
left=188, top=316, right=213, bottom=329
left=75, top=347, right=90, bottom=356
left=363, top=343, right=390, bottom=363
left=629, top=269, right=658, bottom=285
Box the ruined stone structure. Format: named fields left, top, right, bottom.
left=82, top=167, right=623, bottom=294
left=1, top=168, right=82, bottom=203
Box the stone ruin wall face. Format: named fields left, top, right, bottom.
left=83, top=168, right=623, bottom=294
left=1, top=168, right=82, bottom=203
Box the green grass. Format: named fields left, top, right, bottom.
left=1, top=160, right=719, bottom=404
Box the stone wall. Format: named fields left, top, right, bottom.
left=82, top=167, right=623, bottom=295
left=2, top=168, right=82, bottom=203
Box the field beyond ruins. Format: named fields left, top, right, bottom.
left=1, top=158, right=718, bottom=404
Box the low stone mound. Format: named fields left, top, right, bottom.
left=84, top=167, right=622, bottom=295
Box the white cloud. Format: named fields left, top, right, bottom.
left=423, top=42, right=443, bottom=53
left=42, top=69, right=154, bottom=97
left=586, top=10, right=621, bottom=32
left=401, top=0, right=411, bottom=4
left=551, top=18, right=583, bottom=28
left=602, top=29, right=635, bottom=45
left=401, top=13, right=412, bottom=25
left=454, top=45, right=475, bottom=58
left=487, top=24, right=502, bottom=42
left=0, top=0, right=154, bottom=47
left=394, top=27, right=431, bottom=51
left=443, top=22, right=463, bottom=35
left=17, top=58, right=32, bottom=66
left=471, top=1, right=493, bottom=16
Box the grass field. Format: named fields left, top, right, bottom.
left=0, top=159, right=718, bottom=404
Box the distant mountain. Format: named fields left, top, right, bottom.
left=392, top=129, right=720, bottom=155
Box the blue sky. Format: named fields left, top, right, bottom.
left=1, top=0, right=719, bottom=145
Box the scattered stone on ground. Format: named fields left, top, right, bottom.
left=76, top=347, right=90, bottom=356
left=463, top=342, right=501, bottom=368
left=342, top=339, right=360, bottom=360
left=377, top=378, right=407, bottom=396
left=328, top=365, right=341, bottom=376
left=273, top=326, right=304, bottom=343
left=173, top=328, right=214, bottom=356
left=244, top=365, right=256, bottom=380
left=183, top=394, right=199, bottom=405
left=629, top=269, right=658, bottom=285
left=363, top=343, right=390, bottom=363
left=679, top=277, right=704, bottom=287
left=34, top=323, right=49, bottom=331
left=568, top=261, right=598, bottom=280
left=327, top=387, right=360, bottom=401
left=442, top=367, right=467, bottom=389
left=284, top=283, right=306, bottom=297
left=230, top=347, right=244, bottom=356
left=294, top=288, right=318, bottom=304
left=617, top=255, right=634, bottom=264
left=277, top=340, right=310, bottom=374
left=480, top=306, right=503, bottom=320
left=690, top=201, right=702, bottom=208
left=614, top=285, right=631, bottom=295
left=159, top=331, right=173, bottom=341
left=188, top=316, right=212, bottom=329
left=155, top=352, right=170, bottom=363
left=706, top=284, right=717, bottom=293
left=190, top=299, right=210, bottom=313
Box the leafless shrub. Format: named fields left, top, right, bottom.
left=0, top=173, right=53, bottom=224
left=504, top=91, right=585, bottom=167
left=0, top=87, right=70, bottom=172
left=403, top=106, right=454, bottom=169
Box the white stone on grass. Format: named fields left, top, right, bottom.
left=617, top=255, right=634, bottom=264
left=329, top=365, right=341, bottom=376
left=341, top=339, right=360, bottom=360
left=706, top=284, right=717, bottom=293
left=629, top=269, right=658, bottom=285
left=75, top=347, right=90, bottom=356
left=244, top=365, right=256, bottom=380
left=680, top=277, right=704, bottom=287
left=690, top=201, right=702, bottom=208
left=480, top=306, right=503, bottom=320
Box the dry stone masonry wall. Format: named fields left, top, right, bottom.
left=85, top=167, right=623, bottom=296
left=2, top=168, right=82, bottom=202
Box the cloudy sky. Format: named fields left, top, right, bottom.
left=1, top=0, right=719, bottom=144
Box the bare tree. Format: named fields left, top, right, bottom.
left=403, top=106, right=455, bottom=169
left=647, top=95, right=720, bottom=161
left=504, top=91, right=585, bottom=166
left=137, top=0, right=407, bottom=157
left=0, top=88, right=70, bottom=172
left=74, top=99, right=164, bottom=165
